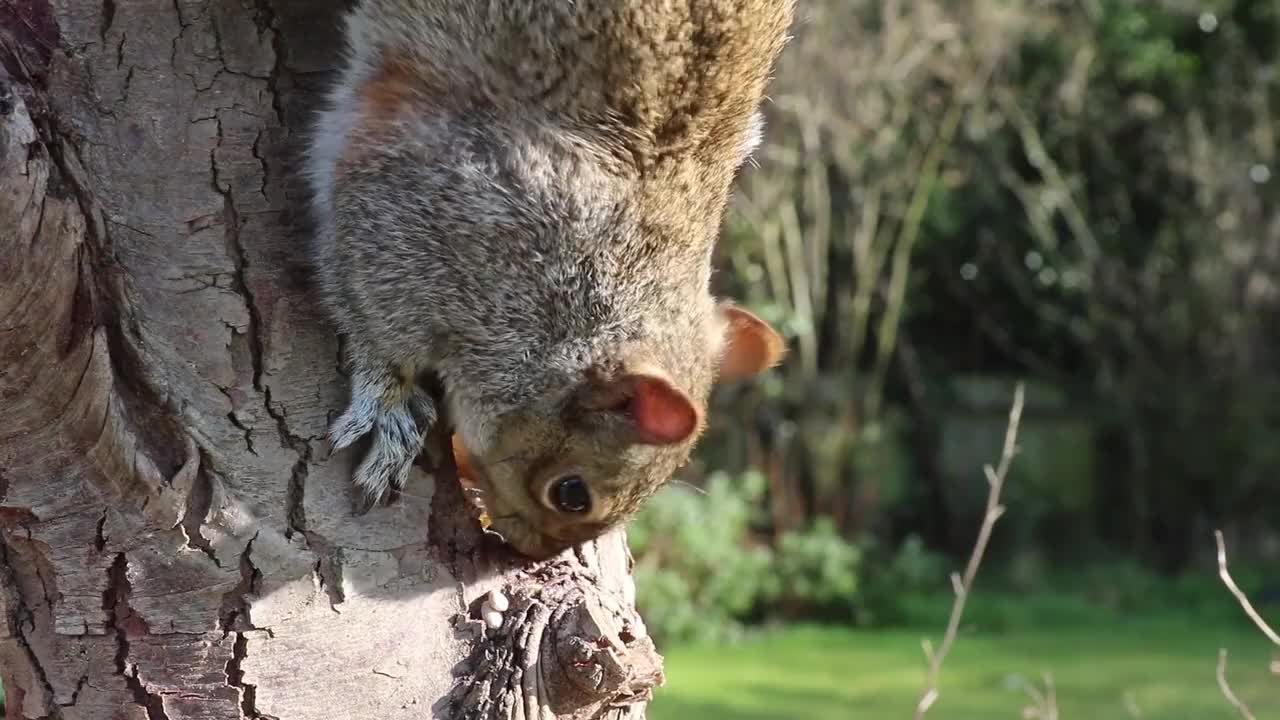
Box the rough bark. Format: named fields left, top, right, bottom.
left=0, top=2, right=663, bottom=718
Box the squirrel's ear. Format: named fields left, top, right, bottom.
left=715, top=303, right=786, bottom=381
left=625, top=373, right=700, bottom=445
left=582, top=370, right=700, bottom=445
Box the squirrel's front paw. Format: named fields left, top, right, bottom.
left=350, top=403, right=427, bottom=513
left=331, top=373, right=437, bottom=513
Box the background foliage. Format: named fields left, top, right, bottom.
left=632, top=0, right=1280, bottom=647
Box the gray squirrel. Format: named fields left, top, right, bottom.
left=306, top=0, right=793, bottom=559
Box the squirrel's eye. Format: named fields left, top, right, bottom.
left=550, top=475, right=592, bottom=514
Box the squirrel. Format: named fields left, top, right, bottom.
left=306, top=0, right=794, bottom=559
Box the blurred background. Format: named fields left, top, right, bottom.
left=637, top=0, right=1280, bottom=717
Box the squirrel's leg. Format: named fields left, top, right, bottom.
left=330, top=359, right=437, bottom=513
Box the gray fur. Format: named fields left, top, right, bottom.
left=307, top=0, right=794, bottom=557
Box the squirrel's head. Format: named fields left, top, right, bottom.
left=451, top=303, right=783, bottom=560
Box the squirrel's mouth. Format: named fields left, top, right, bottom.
left=450, top=434, right=500, bottom=532
left=450, top=434, right=572, bottom=560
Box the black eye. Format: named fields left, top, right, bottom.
left=550, top=475, right=591, bottom=514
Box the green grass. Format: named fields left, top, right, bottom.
left=649, top=619, right=1278, bottom=719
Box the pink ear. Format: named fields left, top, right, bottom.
left=716, top=303, right=786, bottom=381
left=626, top=374, right=699, bottom=445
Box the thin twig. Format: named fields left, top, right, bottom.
left=1212, top=530, right=1276, bottom=720
left=1216, top=649, right=1257, bottom=720
left=913, top=382, right=1025, bottom=719
left=1020, top=672, right=1059, bottom=720
left=1123, top=690, right=1144, bottom=719
left=1042, top=672, right=1058, bottom=720
left=1215, top=530, right=1280, bottom=646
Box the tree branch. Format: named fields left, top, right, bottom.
left=1216, top=649, right=1256, bottom=720
left=1215, top=530, right=1280, bottom=646
left=1020, top=672, right=1059, bottom=720
left=1212, top=529, right=1278, bottom=720
left=1123, top=690, right=1145, bottom=719
left=913, top=382, right=1025, bottom=719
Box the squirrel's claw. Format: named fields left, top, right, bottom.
left=352, top=484, right=385, bottom=516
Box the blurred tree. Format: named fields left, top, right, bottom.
left=694, top=0, right=1280, bottom=572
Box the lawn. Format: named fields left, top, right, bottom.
left=649, top=620, right=1277, bottom=719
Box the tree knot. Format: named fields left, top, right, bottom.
left=439, top=573, right=664, bottom=719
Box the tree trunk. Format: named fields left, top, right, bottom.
left=0, top=2, right=662, bottom=718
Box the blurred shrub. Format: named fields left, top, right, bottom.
left=629, top=471, right=863, bottom=644
left=1054, top=557, right=1264, bottom=625
left=769, top=518, right=862, bottom=620
left=856, top=534, right=948, bottom=627
left=630, top=476, right=1267, bottom=640
left=629, top=470, right=775, bottom=644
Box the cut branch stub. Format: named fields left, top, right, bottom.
left=441, top=570, right=664, bottom=720
left=543, top=586, right=663, bottom=715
